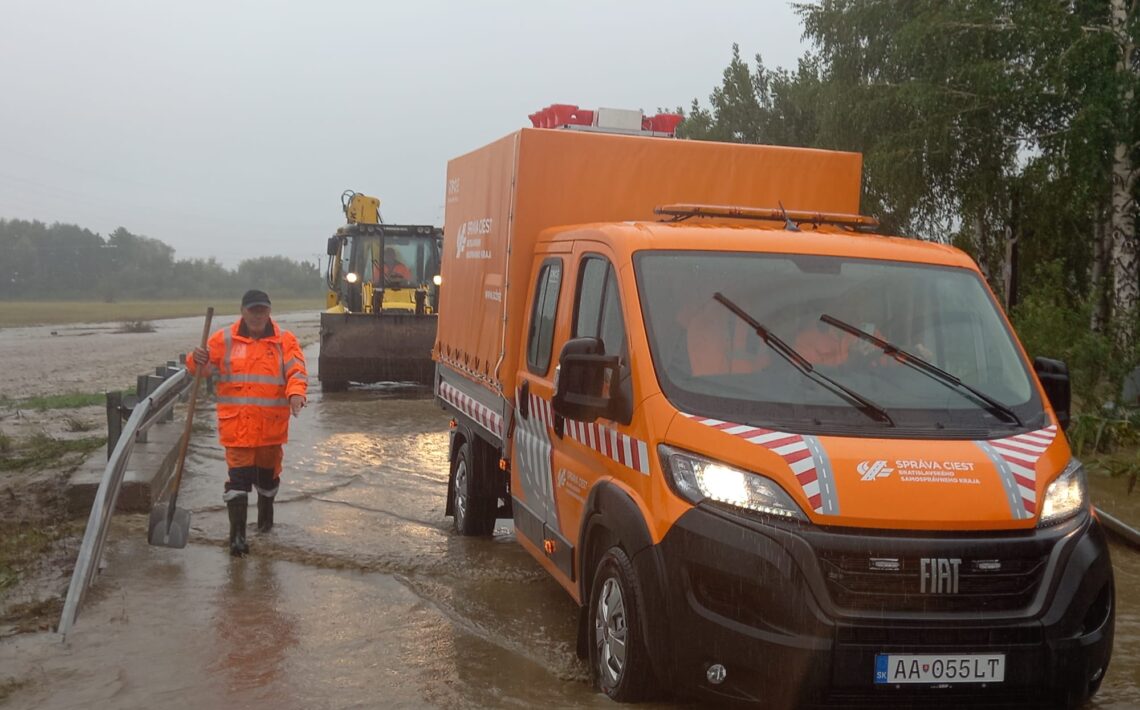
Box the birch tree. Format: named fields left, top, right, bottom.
left=1107, top=0, right=1138, bottom=344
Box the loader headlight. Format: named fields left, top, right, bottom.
left=659, top=445, right=806, bottom=521
left=433, top=274, right=442, bottom=286
left=1038, top=459, right=1088, bottom=527
left=345, top=272, right=359, bottom=284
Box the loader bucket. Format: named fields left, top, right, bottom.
left=318, top=311, right=437, bottom=390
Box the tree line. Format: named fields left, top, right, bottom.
left=0, top=219, right=323, bottom=301
left=680, top=0, right=1138, bottom=405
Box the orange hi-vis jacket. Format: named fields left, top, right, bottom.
left=188, top=319, right=308, bottom=447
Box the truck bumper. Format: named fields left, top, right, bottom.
left=648, top=506, right=1114, bottom=708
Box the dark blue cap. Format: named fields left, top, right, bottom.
left=241, top=289, right=271, bottom=308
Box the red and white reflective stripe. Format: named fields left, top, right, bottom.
left=988, top=425, right=1058, bottom=515
left=527, top=392, right=650, bottom=476
left=440, top=381, right=503, bottom=438
left=529, top=392, right=554, bottom=430
left=682, top=414, right=826, bottom=513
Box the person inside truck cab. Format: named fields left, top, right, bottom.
left=382, top=247, right=412, bottom=283
left=677, top=299, right=773, bottom=376
left=795, top=319, right=879, bottom=367
left=794, top=314, right=934, bottom=369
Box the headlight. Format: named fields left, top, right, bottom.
left=432, top=274, right=442, bottom=286
left=345, top=272, right=359, bottom=284
left=659, top=445, right=807, bottom=521
left=1038, top=459, right=1088, bottom=527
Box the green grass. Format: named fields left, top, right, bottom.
left=62, top=415, right=97, bottom=432
left=0, top=519, right=78, bottom=638
left=0, top=388, right=138, bottom=412
left=4, top=392, right=107, bottom=411
left=0, top=298, right=324, bottom=328
left=0, top=525, right=55, bottom=592
left=0, top=433, right=106, bottom=472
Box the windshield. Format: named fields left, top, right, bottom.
left=349, top=235, right=440, bottom=287
left=635, top=250, right=1045, bottom=437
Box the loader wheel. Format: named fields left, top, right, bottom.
left=589, top=546, right=657, bottom=702
left=452, top=441, right=496, bottom=536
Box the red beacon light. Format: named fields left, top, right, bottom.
left=528, top=104, right=594, bottom=129
left=643, top=112, right=683, bottom=135
left=528, top=104, right=682, bottom=137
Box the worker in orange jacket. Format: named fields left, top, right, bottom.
left=382, top=246, right=413, bottom=282
left=189, top=289, right=308, bottom=556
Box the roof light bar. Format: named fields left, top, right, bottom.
left=655, top=203, right=880, bottom=230
left=528, top=104, right=683, bottom=136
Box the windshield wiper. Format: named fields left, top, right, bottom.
left=713, top=293, right=894, bottom=426
left=819, top=314, right=1023, bottom=427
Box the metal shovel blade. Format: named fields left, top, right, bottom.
left=147, top=503, right=191, bottom=548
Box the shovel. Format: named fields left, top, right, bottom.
left=148, top=307, right=213, bottom=548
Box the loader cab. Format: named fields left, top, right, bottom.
left=328, top=223, right=443, bottom=314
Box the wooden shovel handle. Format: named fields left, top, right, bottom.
left=168, top=307, right=214, bottom=507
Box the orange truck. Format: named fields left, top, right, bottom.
left=432, top=108, right=1114, bottom=708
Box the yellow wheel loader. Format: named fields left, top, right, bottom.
left=319, top=191, right=443, bottom=390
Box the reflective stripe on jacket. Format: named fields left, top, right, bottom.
left=188, top=319, right=308, bottom=447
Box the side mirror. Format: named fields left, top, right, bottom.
left=553, top=337, right=619, bottom=423
left=326, top=236, right=340, bottom=256
left=1034, top=357, right=1071, bottom=431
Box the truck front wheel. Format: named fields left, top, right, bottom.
left=589, top=546, right=657, bottom=702
left=452, top=441, right=495, bottom=536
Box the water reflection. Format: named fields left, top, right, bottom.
left=211, top=556, right=299, bottom=694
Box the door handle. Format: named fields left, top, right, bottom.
left=519, top=380, right=530, bottom=419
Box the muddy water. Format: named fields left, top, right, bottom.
left=0, top=343, right=617, bottom=709
left=1, top=342, right=1139, bottom=708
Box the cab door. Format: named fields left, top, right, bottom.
left=512, top=253, right=570, bottom=582
left=547, top=249, right=641, bottom=563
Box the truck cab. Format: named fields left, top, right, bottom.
left=433, top=119, right=1113, bottom=708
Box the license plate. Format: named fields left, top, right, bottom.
left=874, top=654, right=1005, bottom=684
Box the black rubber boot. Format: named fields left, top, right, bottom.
left=257, top=494, right=274, bottom=533
left=227, top=497, right=250, bottom=556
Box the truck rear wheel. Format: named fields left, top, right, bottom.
left=452, top=441, right=496, bottom=536
left=589, top=546, right=656, bottom=702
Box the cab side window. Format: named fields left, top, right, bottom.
left=527, top=259, right=563, bottom=375
left=573, top=256, right=632, bottom=422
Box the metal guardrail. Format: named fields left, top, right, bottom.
left=1098, top=509, right=1140, bottom=549
left=58, top=367, right=192, bottom=639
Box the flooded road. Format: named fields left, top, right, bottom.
left=2, top=340, right=1140, bottom=708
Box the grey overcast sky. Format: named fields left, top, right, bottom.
left=0, top=1, right=808, bottom=268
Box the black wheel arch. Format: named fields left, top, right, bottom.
left=576, top=481, right=672, bottom=686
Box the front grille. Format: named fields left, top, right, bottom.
left=835, top=623, right=1042, bottom=647
left=818, top=552, right=1048, bottom=613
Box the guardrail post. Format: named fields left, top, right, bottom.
left=105, top=391, right=140, bottom=458
left=155, top=366, right=178, bottom=421
left=105, top=391, right=121, bottom=459
left=135, top=375, right=163, bottom=441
